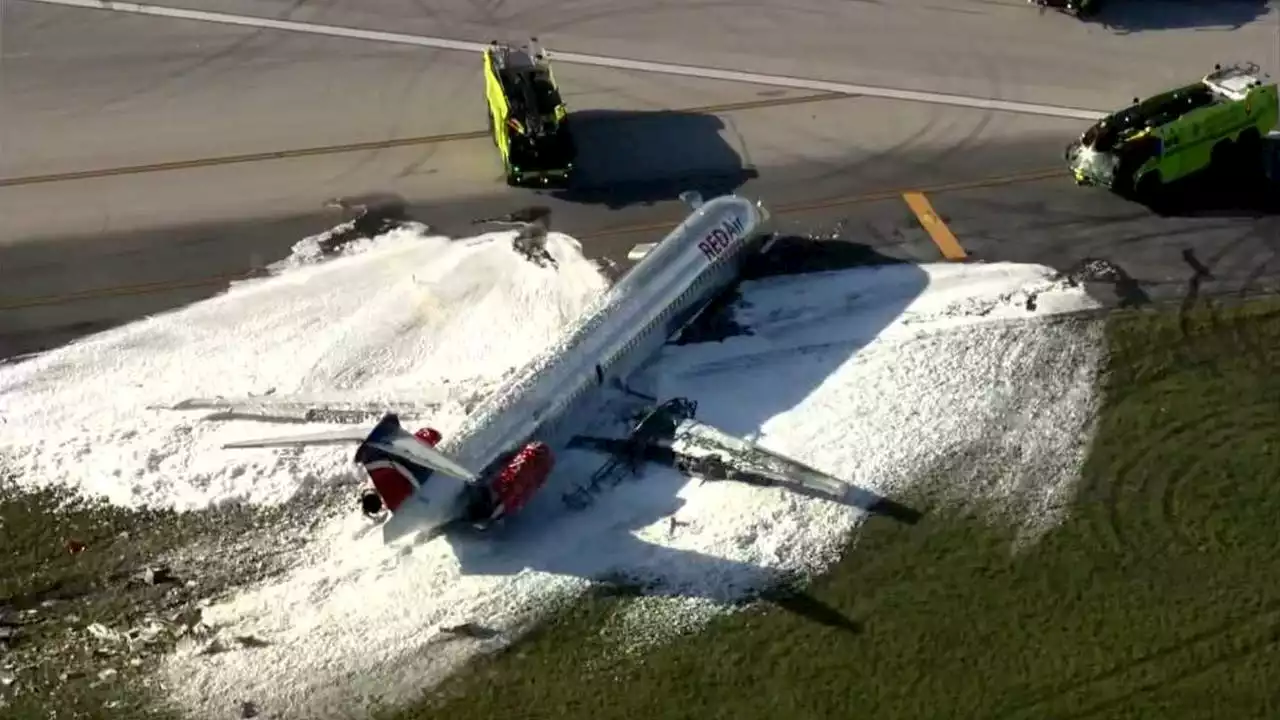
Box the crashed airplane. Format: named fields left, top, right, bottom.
left=169, top=191, right=901, bottom=544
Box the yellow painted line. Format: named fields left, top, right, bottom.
left=0, top=92, right=848, bottom=189
left=0, top=166, right=1061, bottom=311
left=902, top=191, right=967, bottom=261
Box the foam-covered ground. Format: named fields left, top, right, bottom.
left=143, top=255, right=1104, bottom=720
left=0, top=217, right=1107, bottom=718
left=0, top=228, right=607, bottom=509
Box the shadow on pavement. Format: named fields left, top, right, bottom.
left=1094, top=0, right=1270, bottom=33
left=548, top=109, right=758, bottom=210
left=1143, top=149, right=1280, bottom=219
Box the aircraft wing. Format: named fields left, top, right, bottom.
left=568, top=409, right=920, bottom=523
left=566, top=416, right=848, bottom=502
left=153, top=392, right=446, bottom=424
left=670, top=419, right=850, bottom=499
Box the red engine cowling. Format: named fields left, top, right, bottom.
left=491, top=442, right=554, bottom=517
left=414, top=427, right=443, bottom=446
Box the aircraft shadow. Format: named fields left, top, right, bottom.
left=545, top=109, right=758, bottom=210
left=1092, top=0, right=1269, bottom=33
left=660, top=236, right=929, bottom=524
left=447, top=237, right=926, bottom=611
left=448, top=470, right=784, bottom=605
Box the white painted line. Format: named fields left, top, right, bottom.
left=21, top=0, right=1109, bottom=122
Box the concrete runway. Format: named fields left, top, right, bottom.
left=2, top=0, right=1279, bottom=358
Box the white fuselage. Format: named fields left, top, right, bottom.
left=443, top=194, right=770, bottom=477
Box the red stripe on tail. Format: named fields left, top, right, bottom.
left=365, top=459, right=419, bottom=512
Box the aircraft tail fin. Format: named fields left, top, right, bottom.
left=354, top=413, right=479, bottom=514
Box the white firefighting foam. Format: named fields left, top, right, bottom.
left=0, top=222, right=1105, bottom=720
left=156, top=255, right=1102, bottom=719
left=0, top=228, right=607, bottom=510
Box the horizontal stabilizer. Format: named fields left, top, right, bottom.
left=627, top=242, right=657, bottom=261
left=222, top=426, right=373, bottom=449
left=362, top=414, right=479, bottom=483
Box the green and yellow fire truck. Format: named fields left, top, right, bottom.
left=482, top=38, right=576, bottom=187
left=1066, top=63, right=1279, bottom=198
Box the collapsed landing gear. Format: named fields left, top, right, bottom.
left=562, top=398, right=700, bottom=509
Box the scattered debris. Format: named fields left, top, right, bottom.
left=87, top=623, right=123, bottom=644
left=139, top=566, right=178, bottom=586
left=234, top=635, right=270, bottom=649
left=1057, top=257, right=1150, bottom=308
left=439, top=622, right=500, bottom=640
left=198, top=638, right=229, bottom=656
left=667, top=516, right=690, bottom=536
left=130, top=620, right=169, bottom=646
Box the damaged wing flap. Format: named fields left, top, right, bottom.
left=670, top=419, right=850, bottom=500
left=565, top=395, right=851, bottom=506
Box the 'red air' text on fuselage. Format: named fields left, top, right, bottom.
left=696, top=213, right=747, bottom=262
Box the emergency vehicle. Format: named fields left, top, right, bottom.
left=482, top=38, right=576, bottom=187
left=1066, top=63, right=1279, bottom=199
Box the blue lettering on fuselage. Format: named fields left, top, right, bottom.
left=696, top=214, right=747, bottom=262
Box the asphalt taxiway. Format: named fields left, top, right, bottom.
left=2, top=0, right=1278, bottom=358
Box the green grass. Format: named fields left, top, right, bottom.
left=6, top=296, right=1280, bottom=720
left=387, top=297, right=1280, bottom=720
left=0, top=483, right=328, bottom=719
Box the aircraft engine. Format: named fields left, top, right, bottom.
left=414, top=427, right=443, bottom=446
left=491, top=441, right=555, bottom=516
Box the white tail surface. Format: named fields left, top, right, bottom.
left=222, top=427, right=373, bottom=449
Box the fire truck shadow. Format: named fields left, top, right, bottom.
left=548, top=109, right=758, bottom=210
left=1142, top=149, right=1280, bottom=219
left=1094, top=0, right=1268, bottom=34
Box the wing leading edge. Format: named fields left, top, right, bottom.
left=566, top=397, right=921, bottom=523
